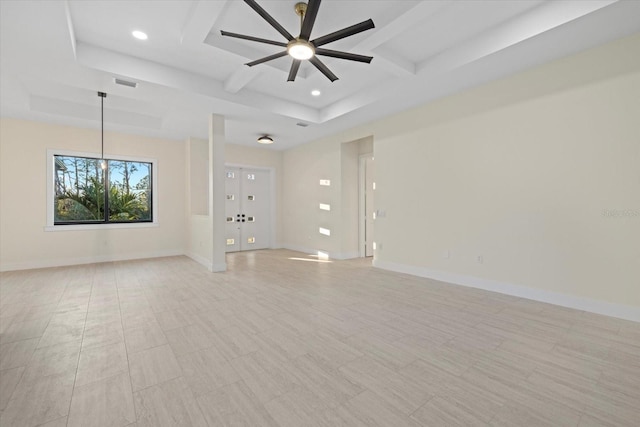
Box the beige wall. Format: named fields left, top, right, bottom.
left=0, top=118, right=186, bottom=270
left=283, top=138, right=343, bottom=256
left=282, top=33, right=640, bottom=317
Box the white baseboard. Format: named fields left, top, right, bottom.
left=185, top=252, right=213, bottom=271
left=0, top=249, right=185, bottom=272
left=211, top=262, right=227, bottom=272
left=281, top=243, right=317, bottom=255
left=332, top=251, right=360, bottom=260
left=373, top=259, right=640, bottom=323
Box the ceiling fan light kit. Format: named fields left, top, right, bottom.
left=287, top=39, right=315, bottom=60
left=221, top=0, right=375, bottom=82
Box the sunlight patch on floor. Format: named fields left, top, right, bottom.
left=288, top=257, right=333, bottom=263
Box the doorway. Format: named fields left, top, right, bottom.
left=225, top=166, right=271, bottom=252
left=359, top=154, right=374, bottom=257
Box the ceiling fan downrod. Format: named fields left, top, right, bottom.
left=295, top=2, right=308, bottom=29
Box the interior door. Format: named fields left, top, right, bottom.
left=225, top=167, right=271, bottom=253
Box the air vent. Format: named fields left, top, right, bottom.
left=296, top=122, right=309, bottom=127
left=114, top=78, right=138, bottom=88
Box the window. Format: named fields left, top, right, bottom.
left=53, top=154, right=152, bottom=225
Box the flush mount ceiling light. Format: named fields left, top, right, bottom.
left=257, top=135, right=274, bottom=144
left=221, top=0, right=374, bottom=82
left=132, top=30, right=148, bottom=40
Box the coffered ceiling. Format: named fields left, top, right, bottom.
left=1, top=0, right=639, bottom=150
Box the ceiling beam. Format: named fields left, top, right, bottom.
left=355, top=1, right=450, bottom=52
left=370, top=46, right=415, bottom=77
left=75, top=43, right=321, bottom=124
left=417, top=0, right=618, bottom=76
left=224, top=65, right=261, bottom=94
left=63, top=0, right=77, bottom=59
left=349, top=1, right=451, bottom=77
left=181, top=0, right=229, bottom=45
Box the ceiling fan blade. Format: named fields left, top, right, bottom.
left=299, top=0, right=321, bottom=41
left=246, top=51, right=288, bottom=66
left=220, top=31, right=288, bottom=47
left=311, top=19, right=375, bottom=47
left=315, top=48, right=372, bottom=63
left=244, top=0, right=294, bottom=41
left=309, top=57, right=338, bottom=82
left=287, top=60, right=302, bottom=82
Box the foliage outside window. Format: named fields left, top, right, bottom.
left=54, top=155, right=152, bottom=224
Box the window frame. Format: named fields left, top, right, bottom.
left=46, top=149, right=159, bottom=231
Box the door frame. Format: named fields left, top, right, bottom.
left=225, top=163, right=277, bottom=249
left=358, top=153, right=373, bottom=257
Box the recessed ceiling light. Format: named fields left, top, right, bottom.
left=257, top=135, right=273, bottom=144
left=311, top=90, right=321, bottom=96
left=132, top=30, right=148, bottom=40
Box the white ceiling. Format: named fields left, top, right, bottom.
left=1, top=0, right=639, bottom=150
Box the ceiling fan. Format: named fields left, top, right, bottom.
left=221, top=0, right=375, bottom=82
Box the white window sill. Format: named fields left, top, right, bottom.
left=44, top=222, right=159, bottom=232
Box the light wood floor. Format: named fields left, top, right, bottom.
left=0, top=249, right=639, bottom=427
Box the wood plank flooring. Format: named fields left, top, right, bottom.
left=1, top=249, right=639, bottom=426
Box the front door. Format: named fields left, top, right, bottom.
left=225, top=167, right=271, bottom=252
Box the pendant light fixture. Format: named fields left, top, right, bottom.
left=98, top=91, right=107, bottom=170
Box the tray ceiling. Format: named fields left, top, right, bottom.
left=1, top=0, right=639, bottom=149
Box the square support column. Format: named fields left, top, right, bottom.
left=209, top=114, right=226, bottom=272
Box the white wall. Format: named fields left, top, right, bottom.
left=0, top=118, right=186, bottom=270
left=185, top=137, right=211, bottom=268
left=282, top=33, right=640, bottom=320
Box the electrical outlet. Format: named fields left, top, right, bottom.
left=477, top=255, right=483, bottom=264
